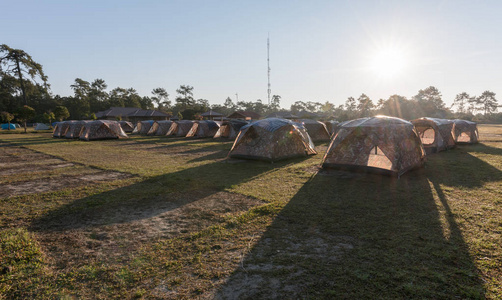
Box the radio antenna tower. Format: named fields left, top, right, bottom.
left=267, top=34, right=271, bottom=105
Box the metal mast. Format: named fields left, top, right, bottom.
left=267, top=34, right=271, bottom=105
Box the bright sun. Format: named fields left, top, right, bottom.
left=369, top=46, right=408, bottom=79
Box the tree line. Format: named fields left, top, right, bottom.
left=1, top=44, right=501, bottom=129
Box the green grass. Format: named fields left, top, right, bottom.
left=0, top=126, right=501, bottom=299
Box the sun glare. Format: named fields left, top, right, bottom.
left=369, top=46, right=408, bottom=79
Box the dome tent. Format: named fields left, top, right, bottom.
left=119, top=121, right=134, bottom=133
left=214, top=119, right=248, bottom=139
left=186, top=120, right=221, bottom=138
left=323, top=120, right=340, bottom=136
left=169, top=120, right=194, bottom=137
left=53, top=121, right=76, bottom=138
left=147, top=120, right=173, bottom=136
left=452, top=119, right=478, bottom=144
left=411, top=117, right=455, bottom=154
left=132, top=120, right=154, bottom=135
left=64, top=121, right=90, bottom=139
left=79, top=120, right=128, bottom=141
left=322, top=116, right=426, bottom=176
left=299, top=119, right=331, bottom=142
left=228, top=118, right=317, bottom=162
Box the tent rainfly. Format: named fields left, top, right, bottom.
left=452, top=119, right=479, bottom=144
left=1, top=123, right=16, bottom=130
left=79, top=120, right=128, bottom=141
left=228, top=118, right=317, bottom=162
left=170, top=120, right=194, bottom=137
left=53, top=121, right=76, bottom=138
left=299, top=119, right=331, bottom=142
left=323, top=120, right=340, bottom=136
left=213, top=119, right=248, bottom=139
left=186, top=120, right=221, bottom=138
left=64, top=121, right=90, bottom=139
left=132, top=120, right=154, bottom=135
left=322, top=116, right=426, bottom=176
left=411, top=117, right=455, bottom=154
left=119, top=121, right=135, bottom=133
left=147, top=120, right=174, bottom=136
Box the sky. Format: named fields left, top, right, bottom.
left=2, top=0, right=502, bottom=109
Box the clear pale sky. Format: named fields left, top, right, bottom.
left=2, top=0, right=501, bottom=108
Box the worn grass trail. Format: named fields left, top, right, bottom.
left=0, top=125, right=501, bottom=299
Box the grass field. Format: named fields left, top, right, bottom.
left=1, top=125, right=501, bottom=299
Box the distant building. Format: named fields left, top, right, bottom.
left=94, top=107, right=171, bottom=124
left=227, top=111, right=262, bottom=121
left=266, top=111, right=299, bottom=119
left=201, top=110, right=224, bottom=120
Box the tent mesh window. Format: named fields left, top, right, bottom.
left=419, top=127, right=435, bottom=145
left=457, top=132, right=471, bottom=143
left=367, top=146, right=392, bottom=170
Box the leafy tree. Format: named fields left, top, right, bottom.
left=344, top=97, right=357, bottom=112
left=0, top=44, right=48, bottom=105
left=224, top=97, right=236, bottom=111
left=356, top=93, right=374, bottom=117
left=175, top=85, right=194, bottom=110
left=290, top=101, right=307, bottom=113
left=16, top=105, right=36, bottom=133
left=43, top=112, right=55, bottom=126
left=0, top=111, right=14, bottom=130
left=477, top=91, right=498, bottom=115
left=269, top=95, right=281, bottom=112
left=452, top=92, right=472, bottom=114
left=151, top=88, right=170, bottom=110
left=54, top=105, right=70, bottom=121
left=413, top=86, right=446, bottom=117
left=89, top=79, right=109, bottom=112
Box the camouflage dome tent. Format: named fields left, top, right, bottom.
left=53, top=120, right=76, bottom=138
left=228, top=118, right=317, bottom=162
left=324, top=120, right=340, bottom=136
left=119, top=121, right=134, bottom=133
left=186, top=120, right=221, bottom=138
left=64, top=121, right=90, bottom=139
left=411, top=117, right=455, bottom=154
left=168, top=120, right=194, bottom=137
left=147, top=120, right=173, bottom=136
left=452, top=119, right=479, bottom=144
left=322, top=116, right=426, bottom=176
left=79, top=120, right=128, bottom=141
left=213, top=119, right=248, bottom=139
left=132, top=120, right=154, bottom=135
left=299, top=119, right=331, bottom=142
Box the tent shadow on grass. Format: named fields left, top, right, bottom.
left=215, top=147, right=500, bottom=299
left=30, top=158, right=300, bottom=232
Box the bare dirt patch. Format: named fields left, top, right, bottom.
left=0, top=143, right=131, bottom=198
left=35, top=191, right=265, bottom=268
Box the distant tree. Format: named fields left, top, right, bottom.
left=139, top=96, right=154, bottom=110
left=290, top=101, right=307, bottom=113
left=413, top=86, right=446, bottom=117
left=177, top=111, right=183, bottom=120
left=89, top=113, right=97, bottom=120
left=356, top=93, right=374, bottom=117
left=0, top=44, right=48, bottom=105
left=0, top=111, right=14, bottom=130
left=151, top=87, right=170, bottom=110
left=89, top=78, right=109, bottom=112
left=175, top=85, right=194, bottom=110
left=223, top=97, right=236, bottom=112
left=477, top=91, right=498, bottom=115
left=269, top=95, right=281, bottom=112
left=344, top=97, right=356, bottom=112
left=452, top=92, right=472, bottom=114
left=54, top=105, right=70, bottom=121
left=16, top=105, right=35, bottom=133
left=42, top=112, right=55, bottom=126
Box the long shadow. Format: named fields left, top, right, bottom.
left=216, top=148, right=499, bottom=298
left=30, top=158, right=300, bottom=232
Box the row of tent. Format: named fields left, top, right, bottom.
left=53, top=120, right=128, bottom=140
left=130, top=119, right=340, bottom=142
left=227, top=116, right=479, bottom=177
